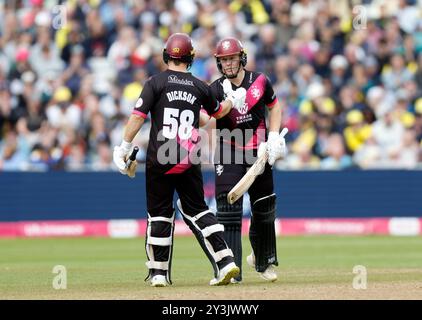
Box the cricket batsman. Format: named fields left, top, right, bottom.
left=113, top=33, right=247, bottom=287
left=207, top=37, right=288, bottom=283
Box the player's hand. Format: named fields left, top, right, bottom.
left=267, top=130, right=288, bottom=166
left=222, top=78, right=232, bottom=95
left=113, top=141, right=132, bottom=175
left=222, top=79, right=246, bottom=112
left=227, top=88, right=246, bottom=112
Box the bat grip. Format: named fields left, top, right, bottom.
left=126, top=146, right=139, bottom=168
left=129, top=146, right=139, bottom=161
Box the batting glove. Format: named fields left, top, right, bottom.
left=222, top=78, right=232, bottom=95
left=267, top=131, right=287, bottom=166
left=223, top=79, right=247, bottom=112
left=113, top=140, right=132, bottom=175
left=227, top=88, right=246, bottom=112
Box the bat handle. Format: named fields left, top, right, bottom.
left=227, top=194, right=236, bottom=205
left=280, top=127, right=288, bottom=138
left=129, top=146, right=139, bottom=161
left=126, top=146, right=139, bottom=168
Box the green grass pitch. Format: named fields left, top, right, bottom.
left=1, top=236, right=422, bottom=299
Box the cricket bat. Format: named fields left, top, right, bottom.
left=227, top=128, right=288, bottom=204
left=126, top=146, right=139, bottom=178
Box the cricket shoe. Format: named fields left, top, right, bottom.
left=210, top=262, right=240, bottom=286
left=246, top=252, right=278, bottom=282
left=150, top=275, right=167, bottom=287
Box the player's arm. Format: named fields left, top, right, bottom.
left=265, top=78, right=288, bottom=165
left=123, top=114, right=145, bottom=142
left=199, top=109, right=212, bottom=127
left=266, top=100, right=288, bottom=165
left=213, top=100, right=234, bottom=119
left=204, top=79, right=245, bottom=120
left=113, top=114, right=145, bottom=176
left=113, top=79, right=153, bottom=175
left=267, top=99, right=282, bottom=132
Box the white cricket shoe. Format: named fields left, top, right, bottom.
left=210, top=262, right=240, bottom=286
left=230, top=277, right=242, bottom=284
left=246, top=252, right=278, bottom=282
left=150, top=275, right=167, bottom=287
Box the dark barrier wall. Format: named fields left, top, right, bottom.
left=1, top=170, right=421, bottom=222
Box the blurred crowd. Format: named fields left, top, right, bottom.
left=1, top=0, right=422, bottom=171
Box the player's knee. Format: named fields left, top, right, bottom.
left=216, top=193, right=242, bottom=225
left=146, top=212, right=175, bottom=248
left=150, top=221, right=172, bottom=238
left=252, top=193, right=276, bottom=222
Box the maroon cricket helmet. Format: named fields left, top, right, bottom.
left=214, top=37, right=247, bottom=75
left=162, top=33, right=195, bottom=67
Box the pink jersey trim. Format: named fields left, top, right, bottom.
left=164, top=161, right=192, bottom=174
left=210, top=104, right=223, bottom=118
left=165, top=128, right=199, bottom=175
left=132, top=110, right=147, bottom=119
left=245, top=74, right=266, bottom=112
left=266, top=97, right=278, bottom=108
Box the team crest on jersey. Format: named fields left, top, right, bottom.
left=251, top=86, right=261, bottom=100
left=216, top=165, right=224, bottom=176
left=135, top=97, right=143, bottom=108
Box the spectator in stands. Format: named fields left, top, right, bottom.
left=343, top=110, right=372, bottom=154
left=29, top=27, right=65, bottom=79
left=281, top=139, right=320, bottom=170
left=353, top=132, right=382, bottom=169
left=320, top=133, right=353, bottom=169
left=382, top=53, right=414, bottom=91
left=46, top=86, right=81, bottom=131
left=371, top=102, right=405, bottom=157
left=0, top=129, right=30, bottom=171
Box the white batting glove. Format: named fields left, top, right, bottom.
left=113, top=140, right=132, bottom=175
left=222, top=79, right=247, bottom=112
left=267, top=131, right=287, bottom=166
left=222, top=78, right=232, bottom=95
left=227, top=88, right=246, bottom=112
